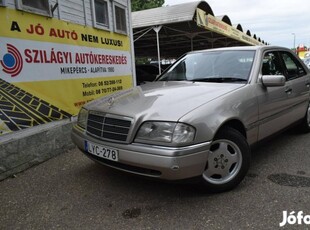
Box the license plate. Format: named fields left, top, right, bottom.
left=85, top=141, right=118, bottom=161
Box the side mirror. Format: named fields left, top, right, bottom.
left=261, top=75, right=286, bottom=87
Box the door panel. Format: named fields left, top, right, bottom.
left=280, top=51, right=310, bottom=121
left=257, top=51, right=292, bottom=140
left=257, top=81, right=293, bottom=140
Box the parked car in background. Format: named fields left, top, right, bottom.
left=72, top=46, right=310, bottom=192
left=135, top=64, right=159, bottom=85
left=135, top=64, right=172, bottom=85
left=303, top=57, right=310, bottom=69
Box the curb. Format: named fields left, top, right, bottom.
left=0, top=118, right=76, bottom=181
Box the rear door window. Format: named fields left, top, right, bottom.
left=279, top=52, right=306, bottom=80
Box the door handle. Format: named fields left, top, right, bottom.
left=306, top=82, right=310, bottom=88
left=285, top=88, right=292, bottom=94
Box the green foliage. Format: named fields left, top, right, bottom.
left=131, top=0, right=165, bottom=12
left=135, top=57, right=151, bottom=64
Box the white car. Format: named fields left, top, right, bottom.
left=303, top=57, right=310, bottom=69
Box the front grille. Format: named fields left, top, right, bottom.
left=87, top=112, right=132, bottom=142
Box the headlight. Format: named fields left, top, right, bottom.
left=135, top=122, right=195, bottom=145
left=77, top=108, right=88, bottom=129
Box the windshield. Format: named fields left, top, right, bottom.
left=157, top=50, right=255, bottom=83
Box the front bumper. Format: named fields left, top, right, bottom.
left=71, top=125, right=211, bottom=180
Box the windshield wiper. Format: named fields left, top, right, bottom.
left=191, top=77, right=247, bottom=83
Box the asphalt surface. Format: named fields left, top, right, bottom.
left=1, top=128, right=310, bottom=229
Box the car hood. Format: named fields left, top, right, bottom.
left=85, top=81, right=244, bottom=121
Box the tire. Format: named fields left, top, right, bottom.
left=300, top=103, right=310, bottom=133
left=201, top=127, right=251, bottom=193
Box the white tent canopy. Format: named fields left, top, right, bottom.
left=132, top=1, right=267, bottom=60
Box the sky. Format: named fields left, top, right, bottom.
left=164, top=0, right=310, bottom=49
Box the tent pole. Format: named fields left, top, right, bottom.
left=153, top=26, right=162, bottom=74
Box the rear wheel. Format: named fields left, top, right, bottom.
left=300, top=103, right=310, bottom=133
left=202, top=127, right=251, bottom=192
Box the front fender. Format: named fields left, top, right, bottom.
left=179, top=85, right=258, bottom=145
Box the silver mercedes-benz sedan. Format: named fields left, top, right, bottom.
left=71, top=46, right=310, bottom=192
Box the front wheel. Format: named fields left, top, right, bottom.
left=202, top=127, right=251, bottom=192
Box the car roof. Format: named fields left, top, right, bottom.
left=188, top=45, right=291, bottom=54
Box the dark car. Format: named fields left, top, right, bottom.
left=135, top=64, right=159, bottom=84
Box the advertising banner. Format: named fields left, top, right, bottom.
left=0, top=8, right=133, bottom=135
left=196, top=8, right=262, bottom=46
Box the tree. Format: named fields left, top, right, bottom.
left=131, top=0, right=165, bottom=12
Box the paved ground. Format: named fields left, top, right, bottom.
left=1, top=128, right=310, bottom=229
